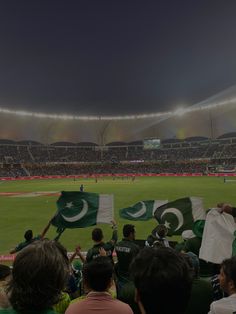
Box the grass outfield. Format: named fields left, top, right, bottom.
left=1, top=176, right=236, bottom=255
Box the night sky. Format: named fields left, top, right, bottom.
left=1, top=0, right=236, bottom=116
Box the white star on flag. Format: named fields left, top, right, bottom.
left=164, top=221, right=171, bottom=229
left=65, top=202, right=73, bottom=208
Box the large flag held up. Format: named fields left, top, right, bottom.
left=199, top=208, right=236, bottom=264
left=154, top=197, right=206, bottom=235
left=51, top=191, right=113, bottom=229
left=119, top=200, right=168, bottom=221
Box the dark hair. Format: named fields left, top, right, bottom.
left=8, top=239, right=70, bottom=312
left=123, top=224, right=135, bottom=238
left=24, top=230, right=33, bottom=241
left=152, top=240, right=164, bottom=248
left=221, top=256, right=236, bottom=288
left=130, top=247, right=193, bottom=314
left=156, top=224, right=168, bottom=238
left=151, top=224, right=168, bottom=239
left=83, top=257, right=113, bottom=291
left=0, top=264, right=11, bottom=280
left=92, top=228, right=103, bottom=242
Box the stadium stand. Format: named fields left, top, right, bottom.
left=0, top=133, right=236, bottom=177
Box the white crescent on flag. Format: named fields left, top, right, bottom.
left=61, top=199, right=89, bottom=222
left=127, top=201, right=146, bottom=218
left=160, top=207, right=184, bottom=231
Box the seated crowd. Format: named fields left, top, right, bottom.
left=0, top=138, right=236, bottom=178
left=1, top=205, right=236, bottom=314
left=0, top=140, right=236, bottom=164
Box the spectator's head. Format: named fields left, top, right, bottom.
left=92, top=228, right=103, bottom=242
left=152, top=224, right=168, bottom=239
left=123, top=224, right=135, bottom=240
left=181, top=230, right=195, bottom=241
left=219, top=256, right=236, bottom=295
left=8, top=239, right=70, bottom=312
left=131, top=247, right=192, bottom=314
left=24, top=229, right=33, bottom=241
left=152, top=240, right=164, bottom=249
left=83, top=257, right=113, bottom=292
left=0, top=264, right=11, bottom=281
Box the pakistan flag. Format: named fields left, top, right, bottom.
left=51, top=191, right=113, bottom=229
left=119, top=200, right=168, bottom=221
left=154, top=197, right=206, bottom=235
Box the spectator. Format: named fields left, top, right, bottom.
left=68, top=245, right=86, bottom=297
left=175, top=230, right=195, bottom=252
left=115, top=224, right=139, bottom=296
left=130, top=247, right=192, bottom=314
left=4, top=240, right=70, bottom=314
left=53, top=292, right=71, bottom=314
left=86, top=220, right=118, bottom=263
left=0, top=265, right=11, bottom=308
left=183, top=252, right=214, bottom=314
left=146, top=224, right=170, bottom=248
left=210, top=274, right=225, bottom=301
left=208, top=256, right=236, bottom=314
left=9, top=219, right=52, bottom=254
left=65, top=257, right=133, bottom=314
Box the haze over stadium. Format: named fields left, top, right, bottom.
left=0, top=0, right=236, bottom=143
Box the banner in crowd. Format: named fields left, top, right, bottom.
left=154, top=197, right=205, bottom=235
left=119, top=200, right=168, bottom=221
left=51, top=191, right=113, bottom=229
left=199, top=208, right=236, bottom=264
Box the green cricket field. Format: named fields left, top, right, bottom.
left=0, top=176, right=235, bottom=255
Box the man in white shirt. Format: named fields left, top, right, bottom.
left=209, top=256, right=236, bottom=314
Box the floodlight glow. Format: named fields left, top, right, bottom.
left=174, top=107, right=185, bottom=116
left=0, top=96, right=235, bottom=121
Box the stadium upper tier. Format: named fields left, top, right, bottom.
left=0, top=134, right=236, bottom=165
left=0, top=97, right=236, bottom=143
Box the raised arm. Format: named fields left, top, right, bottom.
left=10, top=247, right=17, bottom=254
left=40, top=219, right=52, bottom=239
left=110, top=219, right=118, bottom=245
left=69, top=245, right=86, bottom=264
left=217, top=203, right=236, bottom=219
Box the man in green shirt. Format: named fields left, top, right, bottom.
left=86, top=220, right=118, bottom=263
left=10, top=219, right=52, bottom=254
left=115, top=224, right=139, bottom=296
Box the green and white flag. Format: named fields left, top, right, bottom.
left=51, top=191, right=113, bottom=229
left=199, top=208, right=236, bottom=264
left=154, top=197, right=205, bottom=235
left=119, top=200, right=168, bottom=221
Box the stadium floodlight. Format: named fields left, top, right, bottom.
left=173, top=107, right=186, bottom=116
